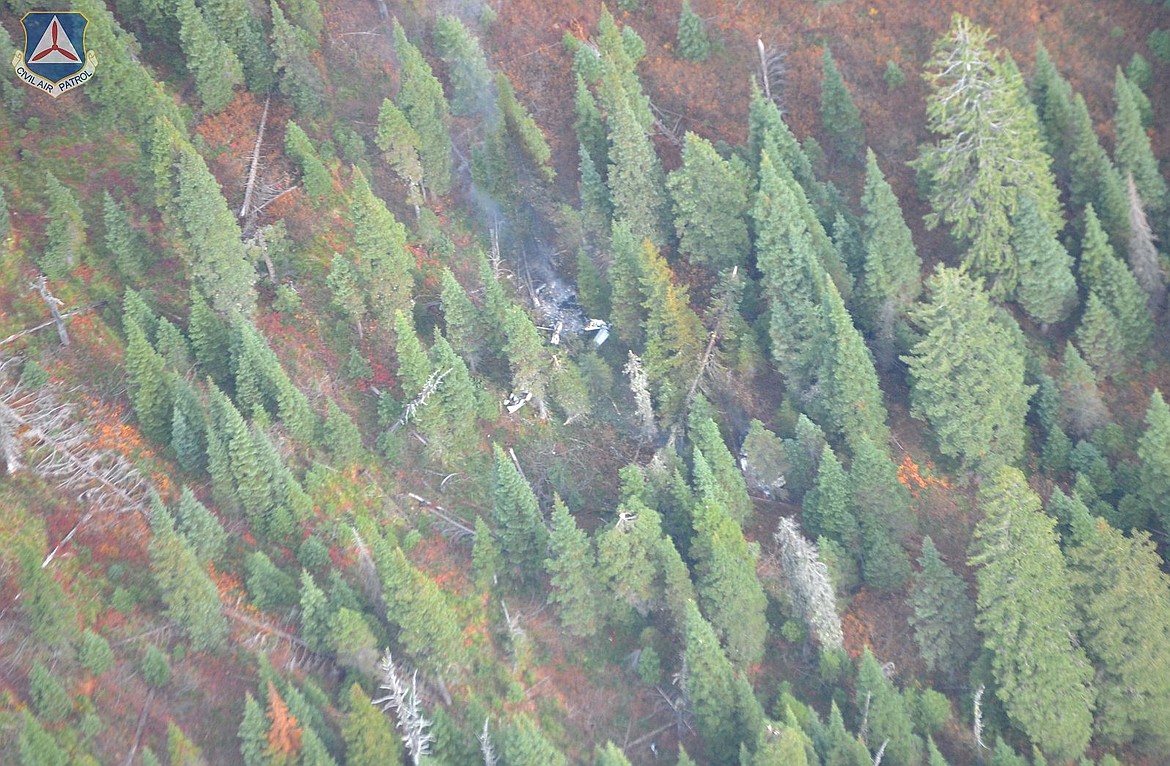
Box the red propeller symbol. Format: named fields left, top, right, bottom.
left=30, top=20, right=79, bottom=63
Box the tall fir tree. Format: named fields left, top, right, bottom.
left=201, top=0, right=272, bottom=91
left=1114, top=68, right=1167, bottom=218
left=546, top=497, right=602, bottom=637
left=269, top=0, right=324, bottom=116
left=606, top=220, right=648, bottom=346
left=1057, top=342, right=1109, bottom=439
left=148, top=499, right=228, bottom=651
left=683, top=600, right=744, bottom=763
left=688, top=404, right=753, bottom=525
left=374, top=99, right=425, bottom=214
left=174, top=485, right=226, bottom=563
left=491, top=444, right=549, bottom=578
left=1077, top=204, right=1152, bottom=357
left=341, top=684, right=404, bottom=766
left=42, top=173, right=86, bottom=280
left=908, top=537, right=977, bottom=677
left=392, top=20, right=454, bottom=196
left=1120, top=390, right=1170, bottom=531
left=432, top=15, right=493, bottom=116
left=667, top=132, right=751, bottom=271
left=1076, top=292, right=1127, bottom=379
left=349, top=167, right=413, bottom=327
left=857, top=149, right=921, bottom=336
left=820, top=48, right=864, bottom=160
left=849, top=434, right=912, bottom=591
left=125, top=319, right=174, bottom=446
left=969, top=467, right=1095, bottom=762
left=1067, top=93, right=1130, bottom=249
left=1011, top=194, right=1077, bottom=325
left=904, top=267, right=1035, bottom=474
left=638, top=240, right=706, bottom=423
left=855, top=648, right=923, bottom=766
left=175, top=0, right=242, bottom=112
left=675, top=0, right=710, bottom=62
left=803, top=444, right=860, bottom=553
left=600, top=68, right=670, bottom=246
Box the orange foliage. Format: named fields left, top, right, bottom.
left=896, top=454, right=951, bottom=497
left=265, top=682, right=302, bottom=764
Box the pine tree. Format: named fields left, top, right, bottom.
left=298, top=570, right=331, bottom=652
left=574, top=75, right=608, bottom=173
left=667, top=132, right=750, bottom=271
left=341, top=683, right=404, bottom=766
left=855, top=649, right=923, bottom=766
left=821, top=701, right=871, bottom=766
left=174, top=485, right=226, bottom=563
left=857, top=149, right=921, bottom=335
left=690, top=451, right=768, bottom=667
left=373, top=98, right=425, bottom=214
left=29, top=661, right=72, bottom=722
left=496, top=72, right=555, bottom=183
left=0, top=185, right=10, bottom=246
left=501, top=714, right=567, bottom=766
left=1057, top=343, right=1109, bottom=439
left=19, top=714, right=67, bottom=766
left=820, top=48, right=864, bottom=160
left=472, top=515, right=501, bottom=590
left=284, top=122, right=333, bottom=204
left=103, top=192, right=151, bottom=276
left=969, top=467, right=1094, bottom=762
left=908, top=537, right=977, bottom=677
left=42, top=173, right=86, bottom=279
left=349, top=168, right=413, bottom=326
left=1076, top=293, right=1126, bottom=379
left=1114, top=68, right=1168, bottom=217
left=675, top=0, right=710, bottom=62
left=784, top=414, right=828, bottom=502
left=1067, top=519, right=1170, bottom=754
left=393, top=20, right=453, bottom=196
left=904, top=267, right=1035, bottom=474
left=270, top=0, right=324, bottom=116
left=78, top=629, right=114, bottom=675
left=915, top=16, right=1063, bottom=296
left=1030, top=42, right=1075, bottom=171
left=607, top=221, right=648, bottom=346
left=1011, top=194, right=1077, bottom=325
left=201, top=0, right=273, bottom=90
left=850, top=434, right=912, bottom=591
left=1122, top=390, right=1170, bottom=531
left=149, top=500, right=228, bottom=651
left=1078, top=205, right=1152, bottom=357
left=688, top=403, right=753, bottom=525
left=803, top=444, right=860, bottom=552
left=125, top=319, right=174, bottom=445
left=175, top=145, right=256, bottom=316
left=491, top=444, right=548, bottom=578
left=683, top=600, right=743, bottom=763
left=546, top=497, right=602, bottom=637
left=1067, top=93, right=1129, bottom=248
left=601, top=69, right=670, bottom=246
left=596, top=500, right=666, bottom=620
left=323, top=399, right=362, bottom=465
left=639, top=240, right=706, bottom=422
left=439, top=268, right=487, bottom=370
left=373, top=538, right=464, bottom=675
left=175, top=0, right=242, bottom=112
left=433, top=15, right=493, bottom=116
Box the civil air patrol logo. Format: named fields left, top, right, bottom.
left=12, top=12, right=97, bottom=97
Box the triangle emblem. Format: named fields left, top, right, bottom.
left=29, top=16, right=81, bottom=64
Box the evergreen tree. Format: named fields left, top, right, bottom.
left=323, top=399, right=362, bottom=465
left=1011, top=194, right=1077, bottom=325
left=904, top=267, right=1035, bottom=474
left=298, top=570, right=331, bottom=653
left=855, top=649, right=923, bottom=766
left=501, top=714, right=567, bottom=766
left=1076, top=293, right=1126, bottom=379
left=688, top=403, right=753, bottom=525
left=0, top=185, right=10, bottom=245
left=803, top=444, right=860, bottom=552
left=103, top=192, right=151, bottom=276
left=341, top=683, right=404, bottom=766
left=393, top=20, right=454, bottom=196
left=821, top=701, right=871, bottom=766
left=675, top=0, right=710, bottom=62
left=596, top=500, right=666, bottom=620
left=601, top=69, right=670, bottom=246
left=201, top=0, right=273, bottom=91
left=374, top=97, right=425, bottom=213
left=78, top=629, right=114, bottom=676
left=270, top=0, right=324, bottom=116
left=491, top=444, right=549, bottom=578
left=915, top=16, right=1063, bottom=297
left=149, top=500, right=228, bottom=651
left=784, top=414, right=828, bottom=502
left=1114, top=68, right=1167, bottom=217
left=125, top=319, right=174, bottom=445
left=969, top=467, right=1094, bottom=762
left=174, top=485, right=226, bottom=563
left=639, top=240, right=706, bottom=422
left=175, top=0, right=242, bottom=112
left=690, top=450, right=768, bottom=667
left=496, top=72, right=555, bottom=183
left=574, top=75, right=608, bottom=173
left=175, top=145, right=256, bottom=316
left=683, top=600, right=743, bottom=763
left=857, top=149, right=921, bottom=335
left=818, top=277, right=890, bottom=452
left=1067, top=93, right=1129, bottom=249
left=42, top=173, right=86, bottom=279
left=373, top=537, right=464, bottom=674
left=1057, top=343, right=1109, bottom=439
left=349, top=168, right=413, bottom=326
left=19, top=714, right=67, bottom=766
left=820, top=48, right=864, bottom=160
left=667, top=132, right=751, bottom=271
left=908, top=537, right=977, bottom=677
left=607, top=221, right=648, bottom=346
left=284, top=122, right=333, bottom=204
left=849, top=434, right=912, bottom=591
left=1121, top=390, right=1170, bottom=531
left=433, top=15, right=493, bottom=116
left=546, top=497, right=602, bottom=637
left=1077, top=205, right=1152, bottom=357
left=1067, top=518, right=1170, bottom=754
left=439, top=268, right=487, bottom=370
left=1030, top=42, right=1075, bottom=171
left=29, top=661, right=72, bottom=722
left=472, top=515, right=501, bottom=590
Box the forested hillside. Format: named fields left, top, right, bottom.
left=3, top=0, right=1170, bottom=764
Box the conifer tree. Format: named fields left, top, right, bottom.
left=1067, top=519, right=1170, bottom=754
left=1056, top=343, right=1109, bottom=439
left=0, top=186, right=10, bottom=246
left=607, top=221, right=648, bottom=346
left=341, top=683, right=404, bottom=766
left=904, top=267, right=1034, bottom=474
left=471, top=515, right=501, bottom=590
left=1030, top=42, right=1075, bottom=170
left=393, top=20, right=454, bottom=196
left=19, top=714, right=67, bottom=766
left=969, top=467, right=1094, bottom=762
left=849, top=434, right=912, bottom=591
left=175, top=145, right=256, bottom=316
left=125, top=319, right=174, bottom=445
left=149, top=499, right=228, bottom=651
left=638, top=240, right=705, bottom=422
left=596, top=500, right=666, bottom=620
left=1077, top=205, right=1152, bottom=356
left=349, top=168, right=413, bottom=326
left=690, top=450, right=768, bottom=667
left=1114, top=68, right=1167, bottom=218
left=676, top=0, right=710, bottom=62
left=857, top=149, right=921, bottom=335
left=601, top=69, right=670, bottom=246
left=496, top=72, right=555, bottom=183
left=42, top=173, right=85, bottom=280
left=188, top=290, right=232, bottom=384
left=270, top=0, right=324, bottom=116
left=820, top=48, right=864, bottom=160
left=373, top=537, right=464, bottom=675
left=438, top=268, right=486, bottom=369
left=915, top=16, right=1063, bottom=296
left=501, top=714, right=567, bottom=766
left=433, top=15, right=493, bottom=116
left=908, top=537, right=976, bottom=677
left=575, top=75, right=608, bottom=173
left=491, top=444, right=549, bottom=578
left=374, top=98, right=425, bottom=213
left=78, top=629, right=114, bottom=676
left=174, top=486, right=226, bottom=563
left=201, top=0, right=273, bottom=90
left=579, top=141, right=613, bottom=230
left=298, top=570, right=331, bottom=652
left=175, top=0, right=242, bottom=112
left=546, top=497, right=602, bottom=637
left=29, top=661, right=71, bottom=722
left=1067, top=93, right=1129, bottom=248
left=284, top=122, right=333, bottom=204
left=688, top=405, right=753, bottom=525
left=1076, top=293, right=1126, bottom=379
left=856, top=649, right=923, bottom=766
left=1121, top=390, right=1170, bottom=532
left=683, top=600, right=743, bottom=763
left=323, top=399, right=362, bottom=465
left=821, top=701, right=871, bottom=766
left=667, top=132, right=750, bottom=271
left=784, top=414, right=828, bottom=502
left=103, top=192, right=151, bottom=276
left=1011, top=194, right=1077, bottom=325
left=803, top=444, right=859, bottom=552
left=747, top=83, right=831, bottom=219
left=502, top=304, right=552, bottom=417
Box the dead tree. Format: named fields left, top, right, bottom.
left=0, top=357, right=152, bottom=567
left=374, top=650, right=434, bottom=766
left=389, top=368, right=451, bottom=434
left=239, top=94, right=271, bottom=220
left=30, top=275, right=69, bottom=347
left=773, top=516, right=844, bottom=651
left=756, top=39, right=787, bottom=110
left=623, top=351, right=657, bottom=442
left=1126, top=175, right=1166, bottom=314
left=479, top=719, right=498, bottom=766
